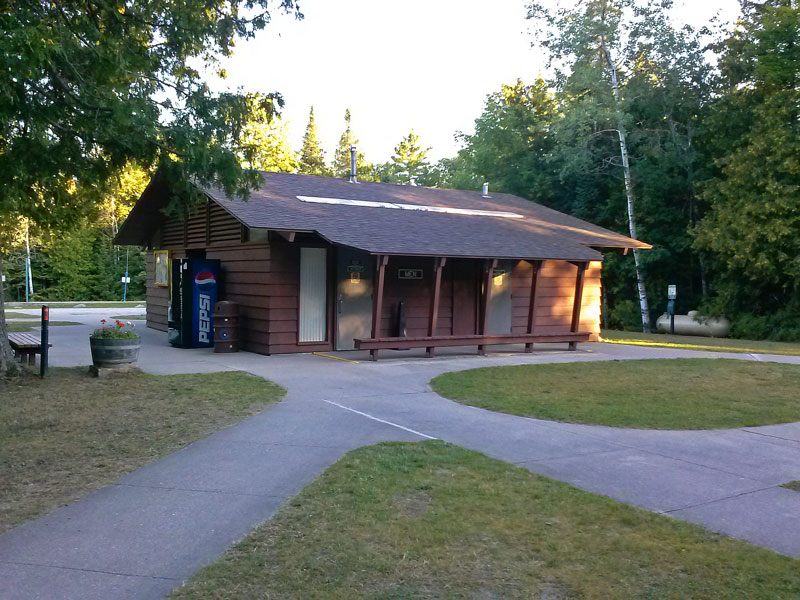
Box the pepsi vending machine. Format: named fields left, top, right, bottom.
left=168, top=258, right=221, bottom=348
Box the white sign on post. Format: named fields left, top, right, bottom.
left=668, top=285, right=677, bottom=300
left=121, top=276, right=131, bottom=283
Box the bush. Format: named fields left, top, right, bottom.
left=606, top=299, right=643, bottom=331
left=730, top=311, right=800, bottom=342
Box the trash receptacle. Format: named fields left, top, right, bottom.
left=213, top=301, right=240, bottom=353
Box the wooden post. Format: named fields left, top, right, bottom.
left=568, top=261, right=588, bottom=350
left=525, top=260, right=542, bottom=353
left=370, top=254, right=389, bottom=361
left=426, top=257, right=446, bottom=357
left=478, top=258, right=498, bottom=356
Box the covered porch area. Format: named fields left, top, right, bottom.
left=351, top=254, right=596, bottom=361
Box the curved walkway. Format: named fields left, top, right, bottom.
left=2, top=313, right=799, bottom=599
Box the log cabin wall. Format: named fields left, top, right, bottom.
left=511, top=259, right=602, bottom=341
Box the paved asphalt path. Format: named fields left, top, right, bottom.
left=2, top=308, right=800, bottom=598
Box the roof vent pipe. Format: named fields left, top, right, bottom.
left=482, top=182, right=490, bottom=197
left=349, top=145, right=358, bottom=183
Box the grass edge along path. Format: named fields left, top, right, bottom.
left=172, top=441, right=799, bottom=599
left=430, top=359, right=800, bottom=430
left=0, top=368, right=285, bottom=533
left=601, top=329, right=800, bottom=356
left=6, top=320, right=82, bottom=332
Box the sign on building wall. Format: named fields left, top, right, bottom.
left=398, top=269, right=423, bottom=280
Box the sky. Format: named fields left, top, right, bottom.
left=209, top=0, right=742, bottom=164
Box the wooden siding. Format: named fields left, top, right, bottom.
left=511, top=259, right=601, bottom=341
left=145, top=251, right=169, bottom=332
left=144, top=244, right=272, bottom=353
left=206, top=245, right=270, bottom=353
left=158, top=201, right=242, bottom=248
left=258, top=241, right=335, bottom=355
left=378, top=256, right=455, bottom=338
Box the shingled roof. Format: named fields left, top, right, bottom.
left=116, top=171, right=650, bottom=261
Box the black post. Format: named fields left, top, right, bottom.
left=40, top=305, right=49, bottom=377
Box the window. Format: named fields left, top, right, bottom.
left=299, top=248, right=327, bottom=342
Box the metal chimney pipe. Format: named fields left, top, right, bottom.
left=482, top=182, right=490, bottom=197
left=349, top=145, right=358, bottom=183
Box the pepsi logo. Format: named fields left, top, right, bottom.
left=195, top=271, right=216, bottom=289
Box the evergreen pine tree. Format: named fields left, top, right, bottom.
left=297, top=107, right=328, bottom=176
left=333, top=109, right=373, bottom=179
left=333, top=109, right=356, bottom=178
left=389, top=130, right=430, bottom=185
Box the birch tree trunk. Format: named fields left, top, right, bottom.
left=0, top=254, right=20, bottom=376
left=600, top=33, right=652, bottom=333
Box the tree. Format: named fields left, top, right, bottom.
left=441, top=79, right=564, bottom=203
left=0, top=0, right=300, bottom=374
left=332, top=108, right=373, bottom=179
left=240, top=116, right=299, bottom=173
left=297, top=106, right=329, bottom=176
left=695, top=0, right=800, bottom=324
left=385, top=130, right=431, bottom=185
left=528, top=0, right=706, bottom=332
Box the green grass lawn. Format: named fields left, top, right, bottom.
left=0, top=368, right=285, bottom=532
left=781, top=481, right=800, bottom=492
left=109, top=314, right=146, bottom=320
left=431, top=359, right=800, bottom=429
left=7, top=320, right=82, bottom=332
left=172, top=441, right=799, bottom=599
left=602, top=329, right=800, bottom=356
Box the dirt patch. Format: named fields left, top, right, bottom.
left=394, top=489, right=432, bottom=518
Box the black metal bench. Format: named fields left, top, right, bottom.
left=8, top=332, right=50, bottom=365
left=354, top=331, right=592, bottom=361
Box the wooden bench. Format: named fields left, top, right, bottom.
left=354, top=331, right=592, bottom=361
left=8, top=332, right=50, bottom=365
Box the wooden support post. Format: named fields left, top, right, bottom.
left=525, top=260, right=543, bottom=353
left=478, top=258, right=498, bottom=356
left=568, top=261, right=588, bottom=350
left=426, top=257, right=446, bottom=357
left=370, top=255, right=389, bottom=361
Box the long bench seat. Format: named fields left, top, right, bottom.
left=353, top=331, right=591, bottom=360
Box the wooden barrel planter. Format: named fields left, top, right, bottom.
left=89, top=336, right=141, bottom=368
